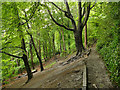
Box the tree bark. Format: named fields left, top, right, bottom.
left=30, top=35, right=44, bottom=71
left=52, top=33, right=55, bottom=56
left=74, top=29, right=84, bottom=56
left=67, top=19, right=71, bottom=53
left=85, top=24, right=87, bottom=48
left=45, top=41, right=48, bottom=60
left=39, top=40, right=41, bottom=60
left=43, top=42, right=47, bottom=61
left=61, top=29, right=66, bottom=56
left=30, top=39, right=35, bottom=70
left=68, top=34, right=71, bottom=53
left=59, top=30, right=62, bottom=53
left=47, top=32, right=52, bottom=58
left=21, top=38, right=33, bottom=82
left=22, top=54, right=33, bottom=82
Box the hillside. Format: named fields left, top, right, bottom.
left=3, top=47, right=113, bottom=89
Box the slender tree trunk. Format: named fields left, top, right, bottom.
left=30, top=39, right=35, bottom=70
left=39, top=40, right=41, bottom=60
left=37, top=32, right=42, bottom=60
left=30, top=36, right=44, bottom=71
left=16, top=59, right=22, bottom=74
left=26, top=22, right=44, bottom=71
left=21, top=38, right=33, bottom=82
left=47, top=32, right=52, bottom=58
left=52, top=33, right=55, bottom=56
left=61, top=29, right=66, bottom=56
left=45, top=41, right=48, bottom=60
left=67, top=19, right=71, bottom=53
left=59, top=30, right=62, bottom=53
left=68, top=34, right=71, bottom=53
left=85, top=24, right=87, bottom=48
left=43, top=43, right=46, bottom=61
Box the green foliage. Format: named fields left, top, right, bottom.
left=88, top=2, right=120, bottom=86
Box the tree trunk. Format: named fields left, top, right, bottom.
left=30, top=39, right=35, bottom=70
left=48, top=33, right=52, bottom=58
left=67, top=19, right=71, bottom=53
left=16, top=59, right=22, bottom=74
left=43, top=42, right=47, bottom=61
left=59, top=30, right=62, bottom=53
left=68, top=34, right=71, bottom=53
left=39, top=40, right=41, bottom=60
left=52, top=33, right=55, bottom=56
left=21, top=38, right=33, bottom=82
left=74, top=29, right=84, bottom=56
left=22, top=54, right=33, bottom=82
left=61, top=29, right=66, bottom=56
left=30, top=36, right=44, bottom=71
left=45, top=41, right=48, bottom=60
left=85, top=24, right=87, bottom=48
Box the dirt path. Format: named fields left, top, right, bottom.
left=85, top=47, right=113, bottom=88
left=4, top=47, right=113, bottom=88
left=5, top=52, right=85, bottom=88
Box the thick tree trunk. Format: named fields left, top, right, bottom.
left=30, top=39, right=35, bottom=70
left=74, top=30, right=84, bottom=56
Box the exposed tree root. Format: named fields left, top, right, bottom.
left=62, top=49, right=91, bottom=66
left=22, top=79, right=31, bottom=86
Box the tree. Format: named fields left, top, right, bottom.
left=23, top=9, right=44, bottom=71
left=84, top=23, right=87, bottom=48
left=41, top=1, right=95, bottom=56
left=1, top=2, right=40, bottom=82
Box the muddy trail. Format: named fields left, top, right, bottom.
left=3, top=47, right=113, bottom=89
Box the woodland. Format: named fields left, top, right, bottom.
left=0, top=1, right=120, bottom=87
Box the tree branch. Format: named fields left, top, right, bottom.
left=64, top=0, right=77, bottom=31
left=81, top=3, right=86, bottom=18
left=64, top=0, right=71, bottom=14
left=47, top=9, right=74, bottom=31
left=0, top=51, right=22, bottom=58
left=40, top=3, right=75, bottom=31
left=50, top=2, right=67, bottom=13
left=90, top=2, right=96, bottom=9
left=0, top=46, right=23, bottom=50
left=78, top=1, right=82, bottom=26
left=82, top=3, right=91, bottom=27
left=21, top=2, right=39, bottom=25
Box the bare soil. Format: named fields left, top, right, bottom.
left=3, top=46, right=113, bottom=88
left=86, top=47, right=113, bottom=88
